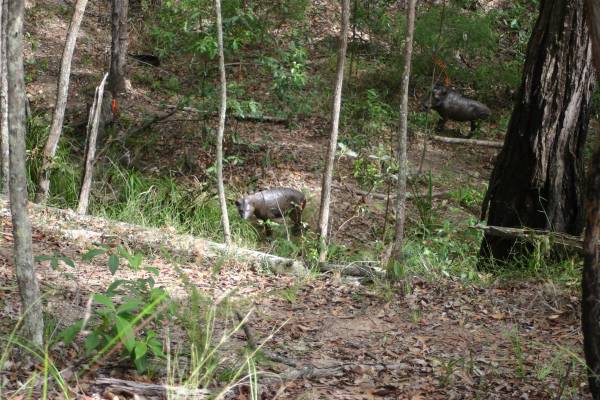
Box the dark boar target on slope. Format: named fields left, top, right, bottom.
left=235, top=188, right=306, bottom=235
left=423, top=85, right=491, bottom=137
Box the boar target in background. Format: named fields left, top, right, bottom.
left=235, top=188, right=306, bottom=235
left=424, top=85, right=491, bottom=137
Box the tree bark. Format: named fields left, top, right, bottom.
left=214, top=0, right=231, bottom=245
left=35, top=0, right=89, bottom=204
left=583, top=135, right=600, bottom=400
left=6, top=0, right=43, bottom=346
left=108, top=0, right=129, bottom=96
left=582, top=1, right=600, bottom=398
left=318, top=0, right=350, bottom=263
left=0, top=0, right=8, bottom=194
left=389, top=0, right=416, bottom=263
left=480, top=0, right=595, bottom=263
left=77, top=73, right=108, bottom=215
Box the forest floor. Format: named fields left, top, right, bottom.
left=0, top=210, right=588, bottom=399
left=0, top=0, right=593, bottom=398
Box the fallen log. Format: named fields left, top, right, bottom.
left=91, top=377, right=209, bottom=399
left=176, top=106, right=289, bottom=125
left=0, top=197, right=304, bottom=274
left=474, top=223, right=591, bottom=251
left=0, top=198, right=381, bottom=277
left=319, top=261, right=384, bottom=278
left=431, top=135, right=503, bottom=148
left=276, top=361, right=408, bottom=381
left=332, top=183, right=450, bottom=201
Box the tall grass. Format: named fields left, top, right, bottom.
left=89, top=164, right=259, bottom=246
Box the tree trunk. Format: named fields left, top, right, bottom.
left=0, top=0, right=9, bottom=194
left=6, top=0, right=43, bottom=346
left=581, top=1, right=600, bottom=398
left=480, top=0, right=595, bottom=263
left=35, top=0, right=89, bottom=204
left=389, top=0, right=416, bottom=264
left=318, top=0, right=350, bottom=263
left=77, top=73, right=108, bottom=215
left=582, top=132, right=600, bottom=400
left=108, top=0, right=129, bottom=96
left=213, top=0, right=231, bottom=245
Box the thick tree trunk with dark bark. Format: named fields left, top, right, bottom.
left=7, top=0, right=43, bottom=346
left=480, top=0, right=595, bottom=262
left=582, top=1, right=600, bottom=398
left=318, top=0, right=350, bottom=263
left=583, top=142, right=600, bottom=399
left=108, top=0, right=129, bottom=96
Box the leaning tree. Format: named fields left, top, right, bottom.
left=480, top=0, right=595, bottom=262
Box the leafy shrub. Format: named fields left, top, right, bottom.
left=59, top=248, right=170, bottom=373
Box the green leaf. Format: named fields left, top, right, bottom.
left=148, top=337, right=165, bottom=358
left=117, top=299, right=143, bottom=315
left=134, top=342, right=148, bottom=361
left=84, top=331, right=101, bottom=354
left=128, top=254, right=143, bottom=270
left=60, top=320, right=83, bottom=346
left=145, top=266, right=160, bottom=276
left=60, top=256, right=75, bottom=268
left=93, top=294, right=115, bottom=309
left=108, top=254, right=120, bottom=275
left=116, top=316, right=135, bottom=352
left=106, top=279, right=127, bottom=295
left=82, top=248, right=106, bottom=262
left=50, top=258, right=59, bottom=270
left=134, top=356, right=147, bottom=373
left=34, top=255, right=54, bottom=263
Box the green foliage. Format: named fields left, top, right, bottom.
left=66, top=248, right=170, bottom=373
left=344, top=89, right=395, bottom=149
left=450, top=184, right=486, bottom=210
left=351, top=0, right=397, bottom=38
left=264, top=43, right=310, bottom=118
left=91, top=167, right=258, bottom=245
left=151, top=0, right=255, bottom=59
left=398, top=219, right=484, bottom=282
left=275, top=0, right=309, bottom=22
left=411, top=173, right=435, bottom=233
left=411, top=6, right=508, bottom=101
left=25, top=113, right=81, bottom=208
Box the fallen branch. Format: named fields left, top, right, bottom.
left=0, top=197, right=305, bottom=275
left=333, top=183, right=450, bottom=201
left=91, top=377, right=209, bottom=399
left=475, top=223, right=590, bottom=251
left=0, top=198, right=378, bottom=277
left=234, top=311, right=298, bottom=367
left=277, top=361, right=408, bottom=381
left=319, top=261, right=384, bottom=278
left=431, top=135, right=503, bottom=148
left=175, top=106, right=289, bottom=125
left=126, top=108, right=179, bottom=137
